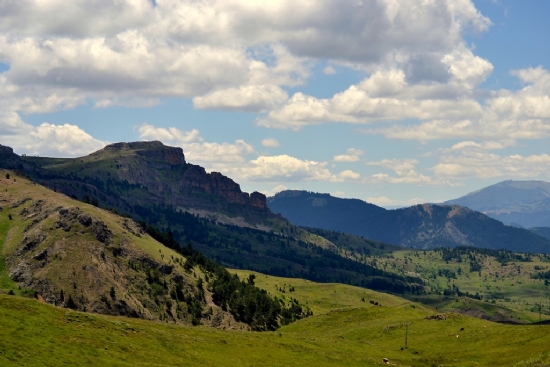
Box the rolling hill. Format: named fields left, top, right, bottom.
left=1, top=270, right=550, bottom=366
left=267, top=190, right=550, bottom=253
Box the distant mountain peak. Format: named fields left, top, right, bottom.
left=268, top=191, right=550, bottom=253
left=445, top=179, right=550, bottom=228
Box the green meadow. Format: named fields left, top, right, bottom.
left=1, top=273, right=550, bottom=367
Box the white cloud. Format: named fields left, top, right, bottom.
left=261, top=138, right=280, bottom=148
left=242, top=155, right=333, bottom=182
left=256, top=58, right=491, bottom=129
left=333, top=154, right=360, bottom=162
left=323, top=65, right=336, bottom=75
left=365, top=67, right=550, bottom=142
left=365, top=196, right=394, bottom=206
left=432, top=152, right=550, bottom=180
left=0, top=0, right=493, bottom=116
left=136, top=123, right=254, bottom=165
left=193, top=84, right=289, bottom=112
left=367, top=158, right=435, bottom=184
left=333, top=147, right=364, bottom=162
left=449, top=140, right=516, bottom=151
left=137, top=123, right=202, bottom=144
left=0, top=111, right=105, bottom=157
left=263, top=184, right=288, bottom=197
left=332, top=169, right=362, bottom=182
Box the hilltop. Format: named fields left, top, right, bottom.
left=268, top=190, right=550, bottom=253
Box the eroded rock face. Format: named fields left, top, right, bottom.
left=98, top=141, right=268, bottom=212
left=181, top=165, right=268, bottom=210
left=91, top=220, right=113, bottom=245
left=9, top=261, right=33, bottom=284
left=56, top=207, right=113, bottom=244
left=17, top=231, right=47, bottom=255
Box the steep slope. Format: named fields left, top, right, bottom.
left=268, top=190, right=550, bottom=253
left=0, top=170, right=309, bottom=330
left=0, top=169, right=218, bottom=325
left=0, top=142, right=423, bottom=294
left=445, top=180, right=550, bottom=228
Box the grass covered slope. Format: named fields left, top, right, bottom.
left=0, top=169, right=228, bottom=326
left=0, top=170, right=309, bottom=330
left=379, top=247, right=550, bottom=322
left=1, top=278, right=550, bottom=366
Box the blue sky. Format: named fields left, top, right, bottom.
left=1, top=0, right=550, bottom=207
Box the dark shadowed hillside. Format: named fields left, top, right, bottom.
left=268, top=190, right=550, bottom=253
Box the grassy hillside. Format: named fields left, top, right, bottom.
left=0, top=170, right=309, bottom=330
left=1, top=278, right=550, bottom=366
left=375, top=247, right=550, bottom=322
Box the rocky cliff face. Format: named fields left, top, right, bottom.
left=181, top=166, right=267, bottom=210
left=0, top=144, right=23, bottom=169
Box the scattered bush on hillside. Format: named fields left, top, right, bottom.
left=140, top=222, right=312, bottom=331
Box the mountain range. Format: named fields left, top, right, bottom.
left=267, top=190, right=550, bottom=253
left=444, top=180, right=550, bottom=229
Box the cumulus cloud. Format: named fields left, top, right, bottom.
left=193, top=85, right=288, bottom=112
left=0, top=111, right=105, bottom=157
left=367, top=158, right=435, bottom=184
left=136, top=123, right=253, bottom=165
left=261, top=138, right=280, bottom=148
left=263, top=184, right=288, bottom=197
left=366, top=67, right=550, bottom=142
left=257, top=53, right=492, bottom=129
left=137, top=123, right=202, bottom=144
left=432, top=152, right=550, bottom=180
left=332, top=169, right=362, bottom=182
left=0, top=0, right=493, bottom=116
left=333, top=148, right=364, bottom=162
left=242, top=155, right=333, bottom=182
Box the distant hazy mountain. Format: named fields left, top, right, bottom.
left=529, top=227, right=550, bottom=240
left=444, top=180, right=550, bottom=228
left=267, top=190, right=550, bottom=253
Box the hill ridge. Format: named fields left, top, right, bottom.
left=268, top=190, right=550, bottom=253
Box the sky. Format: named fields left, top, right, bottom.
left=1, top=0, right=550, bottom=207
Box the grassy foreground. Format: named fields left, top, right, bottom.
left=2, top=278, right=550, bottom=366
